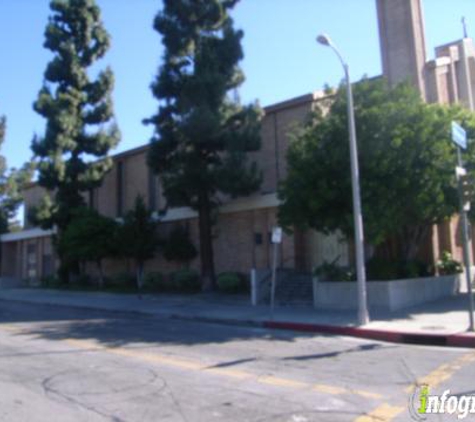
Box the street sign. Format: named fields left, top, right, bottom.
left=456, top=166, right=467, bottom=178
left=271, top=227, right=282, bottom=244
left=452, top=121, right=467, bottom=150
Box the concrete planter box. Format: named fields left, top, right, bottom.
left=313, top=274, right=461, bottom=311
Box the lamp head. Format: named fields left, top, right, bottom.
left=316, top=34, right=331, bottom=47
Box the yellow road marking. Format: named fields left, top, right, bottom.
left=355, top=390, right=386, bottom=400
left=206, top=367, right=253, bottom=380
left=313, top=384, right=347, bottom=395
left=405, top=352, right=475, bottom=393
left=1, top=326, right=384, bottom=401
left=0, top=324, right=19, bottom=332
left=259, top=375, right=308, bottom=389
left=63, top=337, right=382, bottom=399
left=358, top=352, right=475, bottom=422
left=64, top=338, right=203, bottom=370
left=354, top=403, right=405, bottom=422
left=112, top=347, right=203, bottom=370
left=313, top=384, right=383, bottom=400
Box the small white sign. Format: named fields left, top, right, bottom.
left=271, top=227, right=283, bottom=244
left=456, top=166, right=467, bottom=178
left=452, top=121, right=467, bottom=150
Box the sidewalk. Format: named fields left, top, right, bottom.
left=0, top=287, right=475, bottom=348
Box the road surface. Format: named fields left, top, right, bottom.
left=0, top=300, right=473, bottom=421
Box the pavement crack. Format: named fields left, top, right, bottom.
left=41, top=371, right=128, bottom=422
left=163, top=380, right=190, bottom=422
left=398, top=355, right=420, bottom=392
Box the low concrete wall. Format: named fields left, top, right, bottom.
left=250, top=268, right=272, bottom=305
left=0, top=277, right=25, bottom=289
left=313, top=274, right=461, bottom=311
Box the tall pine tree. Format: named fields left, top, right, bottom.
left=0, top=117, right=33, bottom=233
left=32, top=0, right=119, bottom=234
left=146, top=0, right=262, bottom=290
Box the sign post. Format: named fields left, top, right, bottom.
left=452, top=121, right=474, bottom=332
left=270, top=227, right=282, bottom=318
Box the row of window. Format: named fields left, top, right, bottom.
left=88, top=161, right=160, bottom=217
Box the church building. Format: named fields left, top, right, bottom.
left=2, top=0, right=475, bottom=285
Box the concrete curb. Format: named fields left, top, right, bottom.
left=263, top=320, right=475, bottom=348
left=1, top=293, right=475, bottom=348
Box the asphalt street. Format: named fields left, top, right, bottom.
left=0, top=300, right=474, bottom=422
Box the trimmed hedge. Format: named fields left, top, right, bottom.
left=144, top=271, right=167, bottom=291
left=171, top=269, right=201, bottom=292
left=217, top=272, right=248, bottom=293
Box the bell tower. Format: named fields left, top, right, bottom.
left=376, top=0, right=427, bottom=99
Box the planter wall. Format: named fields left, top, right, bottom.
left=313, top=274, right=462, bottom=311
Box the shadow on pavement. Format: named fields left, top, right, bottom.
left=0, top=299, right=327, bottom=348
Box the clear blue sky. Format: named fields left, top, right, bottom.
left=0, top=0, right=474, bottom=169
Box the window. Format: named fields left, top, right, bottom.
left=117, top=161, right=124, bottom=217
left=26, top=243, right=37, bottom=279
left=148, top=168, right=158, bottom=211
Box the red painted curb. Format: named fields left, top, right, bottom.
left=263, top=320, right=475, bottom=348
left=447, top=335, right=475, bottom=348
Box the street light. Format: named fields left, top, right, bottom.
left=317, top=33, right=369, bottom=325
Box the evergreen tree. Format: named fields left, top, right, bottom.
left=0, top=117, right=34, bottom=234
left=59, top=207, right=118, bottom=288
left=146, top=0, right=262, bottom=290
left=32, top=0, right=119, bottom=234
left=163, top=225, right=197, bottom=268
left=117, top=196, right=160, bottom=294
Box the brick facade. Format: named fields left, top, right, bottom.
left=4, top=0, right=475, bottom=283
left=2, top=92, right=321, bottom=282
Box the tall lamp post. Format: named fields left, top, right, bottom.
left=316, top=33, right=369, bottom=325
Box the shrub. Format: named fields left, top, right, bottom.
left=171, top=269, right=200, bottom=292
left=217, top=272, right=244, bottom=293
left=366, top=257, right=432, bottom=280
left=40, top=275, right=61, bottom=288
left=313, top=260, right=355, bottom=282
left=402, top=260, right=432, bottom=278
left=106, top=272, right=136, bottom=289
left=163, top=226, right=197, bottom=266
left=366, top=257, right=400, bottom=281
left=144, top=272, right=166, bottom=292
left=437, top=251, right=463, bottom=275
left=74, top=273, right=93, bottom=287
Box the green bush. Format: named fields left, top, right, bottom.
left=217, top=272, right=245, bottom=293
left=171, top=269, right=201, bottom=292
left=313, top=260, right=355, bottom=282
left=402, top=260, right=432, bottom=278
left=437, top=251, right=463, bottom=275
left=106, top=272, right=136, bottom=289
left=144, top=272, right=167, bottom=292
left=366, top=257, right=432, bottom=280
left=40, top=275, right=61, bottom=288
left=75, top=273, right=93, bottom=287
left=366, top=257, right=400, bottom=281
left=163, top=226, right=197, bottom=265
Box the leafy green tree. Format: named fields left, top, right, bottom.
left=31, top=0, right=119, bottom=233
left=279, top=78, right=475, bottom=262
left=0, top=117, right=34, bottom=234
left=163, top=225, right=197, bottom=268
left=59, top=208, right=118, bottom=287
left=117, top=196, right=160, bottom=293
left=146, top=0, right=263, bottom=290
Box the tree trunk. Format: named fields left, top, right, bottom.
left=97, top=260, right=104, bottom=289
left=198, top=192, right=216, bottom=291
left=400, top=224, right=430, bottom=262
left=136, top=261, right=144, bottom=298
